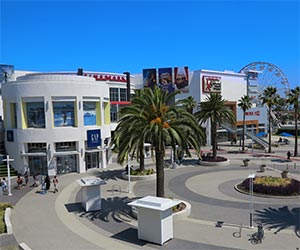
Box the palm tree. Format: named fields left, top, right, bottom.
left=176, top=96, right=197, bottom=114
left=260, top=87, right=279, bottom=153
left=238, top=95, right=252, bottom=151
left=287, top=86, right=300, bottom=157
left=112, top=87, right=204, bottom=197
left=195, top=93, right=235, bottom=160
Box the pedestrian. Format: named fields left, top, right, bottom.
left=1, top=178, right=7, bottom=192
left=16, top=175, right=23, bottom=189
left=44, top=175, right=51, bottom=191
left=32, top=174, right=39, bottom=187
left=24, top=169, right=29, bottom=185
left=287, top=151, right=291, bottom=160
left=53, top=176, right=58, bottom=193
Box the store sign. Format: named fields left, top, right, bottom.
left=87, top=129, right=101, bottom=148
left=202, top=76, right=221, bottom=93
left=84, top=73, right=127, bottom=83
left=245, top=111, right=260, bottom=116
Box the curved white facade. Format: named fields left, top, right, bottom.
left=2, top=73, right=111, bottom=175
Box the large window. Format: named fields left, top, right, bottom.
left=26, top=102, right=45, bottom=128
left=55, top=141, right=76, bottom=152
left=53, top=102, right=75, bottom=127
left=10, top=103, right=17, bottom=128
left=109, top=88, right=127, bottom=102
left=109, top=88, right=119, bottom=101
left=120, top=89, right=127, bottom=101
left=83, top=102, right=96, bottom=126
left=28, top=143, right=47, bottom=153
left=110, top=104, right=118, bottom=122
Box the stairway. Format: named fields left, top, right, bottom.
left=0, top=164, right=18, bottom=177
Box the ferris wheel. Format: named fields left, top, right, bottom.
left=239, top=61, right=290, bottom=106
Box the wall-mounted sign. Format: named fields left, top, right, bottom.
left=84, top=73, right=127, bottom=83
left=245, top=111, right=260, bottom=116
left=7, top=130, right=14, bottom=142
left=87, top=129, right=101, bottom=148
left=202, top=75, right=221, bottom=93
left=158, top=67, right=174, bottom=93
left=174, top=66, right=189, bottom=93
left=143, top=68, right=157, bottom=90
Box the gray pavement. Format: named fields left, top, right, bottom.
left=1, top=137, right=300, bottom=250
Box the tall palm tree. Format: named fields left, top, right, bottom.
left=176, top=96, right=197, bottom=114
left=238, top=95, right=252, bottom=151
left=260, top=87, right=279, bottom=153
left=112, top=87, right=204, bottom=197
left=287, top=86, right=300, bottom=157
left=195, top=93, right=235, bottom=160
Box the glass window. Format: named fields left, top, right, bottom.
left=26, top=102, right=45, bottom=128
left=55, top=141, right=76, bottom=152
left=28, top=143, right=47, bottom=153
left=56, top=155, right=77, bottom=174
left=109, top=88, right=119, bottom=101
left=110, top=104, right=118, bottom=122
left=83, top=102, right=96, bottom=126
left=120, top=88, right=127, bottom=101
left=10, top=103, right=17, bottom=128
left=53, top=102, right=75, bottom=127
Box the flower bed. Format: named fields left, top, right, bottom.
left=238, top=176, right=300, bottom=196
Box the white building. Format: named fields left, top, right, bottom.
left=2, top=73, right=112, bottom=175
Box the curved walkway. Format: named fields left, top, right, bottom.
left=5, top=143, right=300, bottom=250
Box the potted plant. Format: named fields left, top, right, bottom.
left=242, top=159, right=250, bottom=167
left=260, top=164, right=266, bottom=172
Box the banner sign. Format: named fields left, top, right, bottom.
left=158, top=68, right=174, bottom=93
left=143, top=68, right=157, bottom=90
left=174, top=66, right=189, bottom=93
left=202, top=75, right=221, bottom=93
left=87, top=129, right=101, bottom=148
left=0, top=64, right=14, bottom=83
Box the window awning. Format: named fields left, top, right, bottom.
left=21, top=152, right=47, bottom=157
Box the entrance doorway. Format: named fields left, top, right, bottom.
left=85, top=152, right=99, bottom=170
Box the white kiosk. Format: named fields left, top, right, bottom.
left=76, top=177, right=106, bottom=212
left=128, top=196, right=180, bottom=245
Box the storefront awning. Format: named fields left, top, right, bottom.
left=85, top=148, right=102, bottom=153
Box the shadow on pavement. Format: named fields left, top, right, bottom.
left=96, top=169, right=123, bottom=181
left=254, top=206, right=300, bottom=237
left=111, top=227, right=147, bottom=246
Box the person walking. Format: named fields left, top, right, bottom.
left=1, top=178, right=7, bottom=192
left=16, top=175, right=23, bottom=189
left=287, top=151, right=291, bottom=160
left=24, top=169, right=29, bottom=186
left=44, top=175, right=51, bottom=191
left=53, top=176, right=59, bottom=193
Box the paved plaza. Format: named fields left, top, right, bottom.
left=1, top=138, right=300, bottom=250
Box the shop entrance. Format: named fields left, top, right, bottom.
left=28, top=156, right=47, bottom=175
left=85, top=152, right=99, bottom=170
left=56, top=155, right=77, bottom=174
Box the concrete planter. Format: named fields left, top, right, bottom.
left=121, top=171, right=156, bottom=181
left=199, top=158, right=230, bottom=167
left=259, top=165, right=266, bottom=172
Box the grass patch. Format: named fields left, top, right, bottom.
left=130, top=168, right=155, bottom=176
left=0, top=202, right=13, bottom=234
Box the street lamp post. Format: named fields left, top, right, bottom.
left=248, top=173, right=255, bottom=228
left=2, top=155, right=14, bottom=196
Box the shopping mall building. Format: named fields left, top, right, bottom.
left=0, top=65, right=267, bottom=176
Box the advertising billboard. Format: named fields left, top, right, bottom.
left=0, top=64, right=14, bottom=83
left=158, top=67, right=174, bottom=93
left=174, top=66, right=189, bottom=93
left=143, top=68, right=157, bottom=90
left=202, top=75, right=221, bottom=93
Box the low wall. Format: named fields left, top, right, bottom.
left=4, top=208, right=12, bottom=235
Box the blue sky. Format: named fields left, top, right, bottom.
left=1, top=0, right=299, bottom=88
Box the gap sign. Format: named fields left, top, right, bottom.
left=87, top=129, right=101, bottom=148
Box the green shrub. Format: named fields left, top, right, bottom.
left=130, top=168, right=155, bottom=176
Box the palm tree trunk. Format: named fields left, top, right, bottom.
left=294, top=110, right=298, bottom=157
left=242, top=111, right=245, bottom=151
left=268, top=107, right=272, bottom=153
left=155, top=147, right=165, bottom=197
left=139, top=145, right=145, bottom=171
left=211, top=123, right=217, bottom=159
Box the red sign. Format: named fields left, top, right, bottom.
left=202, top=76, right=221, bottom=93
left=245, top=111, right=260, bottom=116
left=84, top=73, right=127, bottom=83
